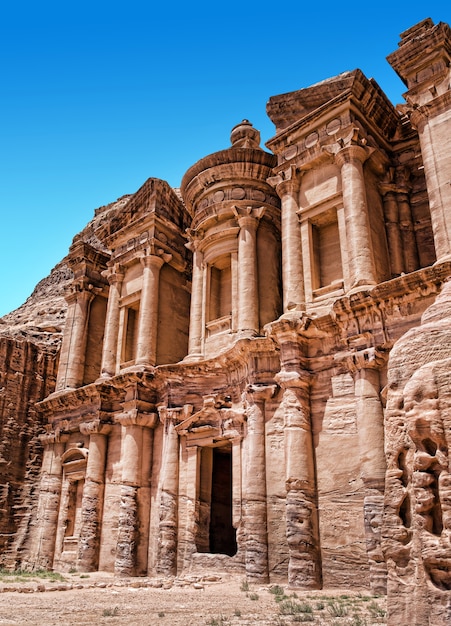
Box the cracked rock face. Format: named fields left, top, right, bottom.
left=383, top=280, right=451, bottom=626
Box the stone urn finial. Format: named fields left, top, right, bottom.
left=230, top=119, right=261, bottom=148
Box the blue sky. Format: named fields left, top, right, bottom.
left=1, top=2, right=450, bottom=317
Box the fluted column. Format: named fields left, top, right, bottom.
left=100, top=266, right=124, bottom=378
left=276, top=177, right=305, bottom=311
left=76, top=421, right=111, bottom=571
left=336, top=145, right=377, bottom=289
left=242, top=384, right=275, bottom=582
left=135, top=250, right=171, bottom=367
left=32, top=432, right=68, bottom=569
left=185, top=231, right=204, bottom=360
left=233, top=206, right=264, bottom=336
left=114, top=410, right=157, bottom=576
left=156, top=407, right=180, bottom=576
left=56, top=284, right=94, bottom=390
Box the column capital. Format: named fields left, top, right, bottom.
left=140, top=247, right=172, bottom=269
left=378, top=182, right=398, bottom=197
left=184, top=228, right=204, bottom=252
left=268, top=166, right=302, bottom=197
left=232, top=205, right=265, bottom=228
left=79, top=419, right=113, bottom=436
left=275, top=177, right=302, bottom=198
left=39, top=429, right=70, bottom=446
left=102, top=264, right=125, bottom=286
left=335, top=143, right=371, bottom=167
left=115, top=398, right=158, bottom=428
left=158, top=403, right=193, bottom=425
left=64, top=281, right=97, bottom=306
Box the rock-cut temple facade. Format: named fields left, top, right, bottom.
left=1, top=17, right=451, bottom=626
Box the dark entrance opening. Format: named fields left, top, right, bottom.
left=209, top=446, right=237, bottom=556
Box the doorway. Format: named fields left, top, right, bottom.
left=197, top=445, right=237, bottom=557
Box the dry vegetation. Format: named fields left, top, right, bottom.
left=0, top=570, right=386, bottom=626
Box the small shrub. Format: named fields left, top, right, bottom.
left=249, top=592, right=259, bottom=601
left=80, top=574, right=90, bottom=579
left=234, top=608, right=241, bottom=617
left=316, top=601, right=325, bottom=610
left=350, top=615, right=367, bottom=626
left=240, top=580, right=249, bottom=592
left=279, top=599, right=313, bottom=616
left=102, top=606, right=119, bottom=617
left=206, top=617, right=230, bottom=626
left=158, top=612, right=165, bottom=618
left=368, top=601, right=386, bottom=618
left=327, top=600, right=348, bottom=617
left=269, top=585, right=285, bottom=596
left=293, top=616, right=314, bottom=623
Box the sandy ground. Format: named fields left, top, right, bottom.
left=0, top=572, right=387, bottom=626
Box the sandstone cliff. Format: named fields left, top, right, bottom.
left=0, top=195, right=129, bottom=564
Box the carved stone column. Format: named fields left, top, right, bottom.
left=100, top=266, right=124, bottom=378
left=135, top=250, right=171, bottom=367
left=276, top=175, right=305, bottom=312
left=278, top=370, right=321, bottom=588
left=233, top=206, right=264, bottom=336
left=114, top=408, right=157, bottom=576
left=411, top=107, right=451, bottom=263
left=379, top=183, right=404, bottom=276
left=185, top=231, right=204, bottom=360
left=395, top=168, right=419, bottom=273
left=242, top=384, right=275, bottom=582
left=32, top=431, right=68, bottom=569
left=156, top=406, right=181, bottom=576
left=56, top=283, right=94, bottom=390
left=336, top=144, right=377, bottom=289
left=76, top=420, right=111, bottom=572
left=269, top=314, right=321, bottom=588
left=347, top=347, right=388, bottom=594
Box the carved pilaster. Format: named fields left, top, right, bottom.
left=268, top=314, right=321, bottom=588
left=269, top=169, right=305, bottom=312
left=76, top=420, right=112, bottom=572
left=241, top=384, right=276, bottom=582
left=56, top=282, right=95, bottom=390
left=185, top=229, right=205, bottom=360
left=114, top=400, right=158, bottom=576
left=100, top=265, right=124, bottom=377
left=334, top=134, right=377, bottom=289
left=275, top=368, right=321, bottom=589
left=135, top=248, right=172, bottom=367
left=337, top=346, right=388, bottom=594
left=31, top=431, right=69, bottom=569
left=379, top=181, right=404, bottom=276
left=155, top=406, right=184, bottom=576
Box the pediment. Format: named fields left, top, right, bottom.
left=267, top=70, right=361, bottom=131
